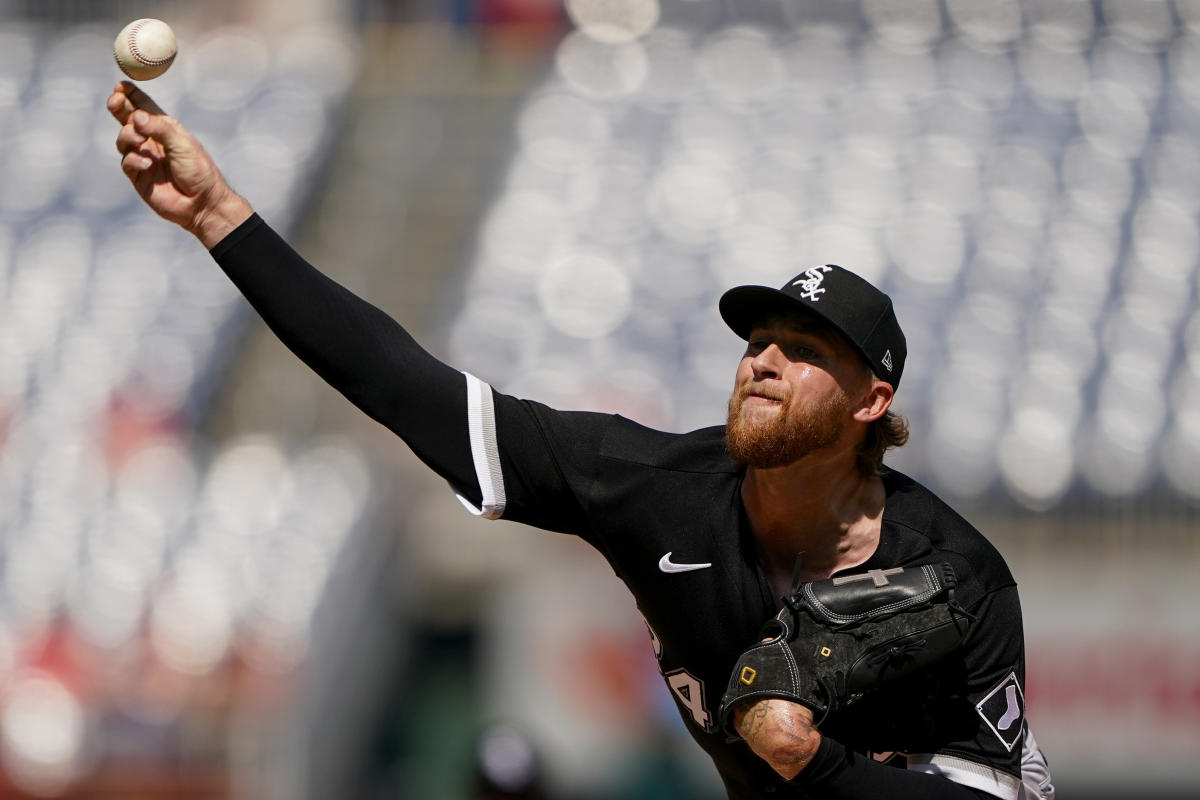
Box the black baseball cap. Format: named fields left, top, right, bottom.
left=719, top=265, right=907, bottom=389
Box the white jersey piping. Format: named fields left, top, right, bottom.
left=455, top=372, right=506, bottom=519
left=907, top=723, right=1054, bottom=800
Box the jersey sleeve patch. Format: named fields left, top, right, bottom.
left=976, top=671, right=1026, bottom=752
left=454, top=372, right=506, bottom=519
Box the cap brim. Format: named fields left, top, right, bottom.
left=719, top=285, right=830, bottom=340
left=718, top=284, right=879, bottom=377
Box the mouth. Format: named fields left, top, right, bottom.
left=740, top=388, right=788, bottom=412
left=743, top=384, right=787, bottom=402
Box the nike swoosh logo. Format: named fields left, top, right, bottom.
left=658, top=552, right=712, bottom=574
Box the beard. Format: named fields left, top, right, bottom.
left=725, top=382, right=850, bottom=468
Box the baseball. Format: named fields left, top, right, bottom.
left=113, top=18, right=177, bottom=81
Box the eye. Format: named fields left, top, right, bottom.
left=746, top=338, right=770, bottom=355
left=779, top=339, right=824, bottom=362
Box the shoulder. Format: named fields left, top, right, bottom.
left=881, top=471, right=1016, bottom=600
left=510, top=402, right=740, bottom=477
left=599, top=420, right=741, bottom=475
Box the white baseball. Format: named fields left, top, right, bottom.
left=113, top=18, right=177, bottom=81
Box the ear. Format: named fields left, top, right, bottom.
left=852, top=379, right=893, bottom=424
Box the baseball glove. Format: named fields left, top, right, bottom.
left=718, top=562, right=973, bottom=738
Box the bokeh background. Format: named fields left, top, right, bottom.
left=1, top=0, right=1198, bottom=797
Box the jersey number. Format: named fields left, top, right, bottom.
left=665, top=669, right=713, bottom=732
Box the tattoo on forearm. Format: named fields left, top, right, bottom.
left=743, top=702, right=771, bottom=738
left=738, top=699, right=819, bottom=778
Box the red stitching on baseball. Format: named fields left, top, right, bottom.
left=127, top=21, right=174, bottom=67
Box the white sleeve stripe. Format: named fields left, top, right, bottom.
left=455, top=372, right=506, bottom=519
left=907, top=753, right=1021, bottom=800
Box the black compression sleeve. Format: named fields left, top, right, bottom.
left=792, top=737, right=999, bottom=800
left=210, top=214, right=481, bottom=502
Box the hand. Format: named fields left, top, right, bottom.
left=733, top=697, right=821, bottom=781
left=107, top=81, right=252, bottom=247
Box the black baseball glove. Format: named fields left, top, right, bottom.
left=718, top=562, right=974, bottom=738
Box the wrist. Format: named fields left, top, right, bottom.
left=770, top=723, right=821, bottom=780
left=189, top=188, right=254, bottom=249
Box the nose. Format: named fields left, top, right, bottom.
left=750, top=343, right=784, bottom=380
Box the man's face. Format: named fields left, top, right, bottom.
left=725, top=313, right=870, bottom=468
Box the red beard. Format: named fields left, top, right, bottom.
left=725, top=382, right=850, bottom=468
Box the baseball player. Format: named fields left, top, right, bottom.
left=109, top=82, right=1055, bottom=800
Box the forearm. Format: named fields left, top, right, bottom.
left=735, top=699, right=820, bottom=779
left=209, top=214, right=476, bottom=488
left=736, top=701, right=995, bottom=798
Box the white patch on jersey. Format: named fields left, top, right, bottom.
left=976, top=671, right=1026, bottom=752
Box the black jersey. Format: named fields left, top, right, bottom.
left=212, top=216, right=1054, bottom=800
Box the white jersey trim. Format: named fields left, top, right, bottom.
left=907, top=723, right=1054, bottom=800
left=454, top=372, right=505, bottom=519
left=907, top=753, right=1021, bottom=800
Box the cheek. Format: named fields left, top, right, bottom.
left=783, top=363, right=818, bottom=393
left=734, top=357, right=755, bottom=387
left=793, top=363, right=817, bottom=381
left=783, top=366, right=843, bottom=410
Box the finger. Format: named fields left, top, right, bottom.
left=130, top=110, right=194, bottom=160
left=117, top=81, right=166, bottom=116
left=106, top=90, right=132, bottom=124
left=121, top=149, right=153, bottom=178
left=115, top=120, right=148, bottom=156
left=107, top=81, right=166, bottom=124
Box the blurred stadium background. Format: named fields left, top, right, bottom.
left=1, top=0, right=1198, bottom=797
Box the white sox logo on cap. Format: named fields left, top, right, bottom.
left=791, top=266, right=833, bottom=302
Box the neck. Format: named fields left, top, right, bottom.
left=741, top=449, right=885, bottom=584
